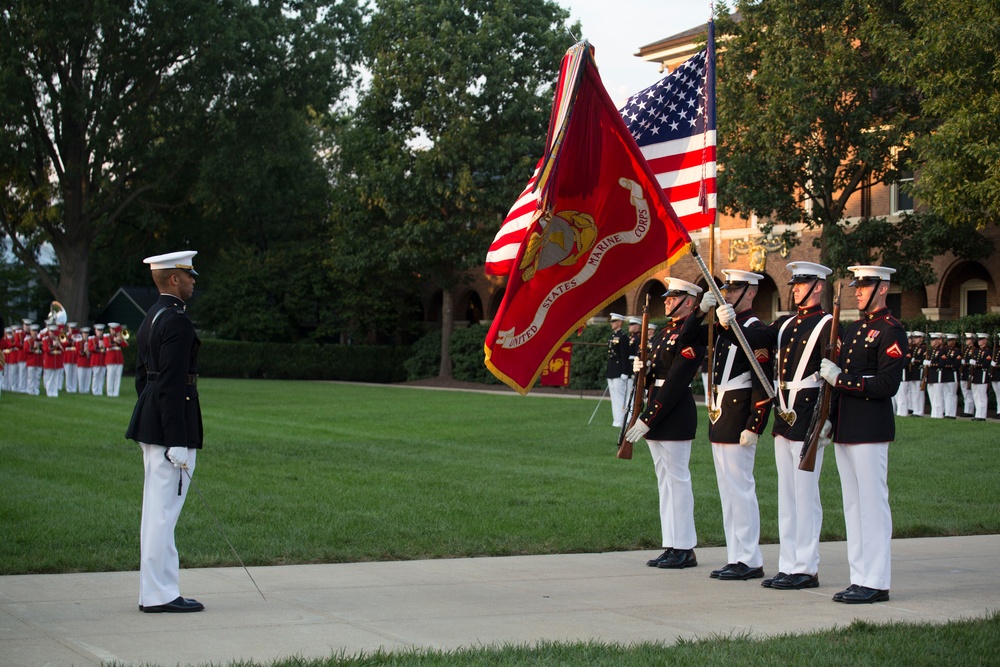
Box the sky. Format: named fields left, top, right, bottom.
left=557, top=0, right=715, bottom=107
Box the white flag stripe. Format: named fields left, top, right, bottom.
left=654, top=162, right=718, bottom=189
left=671, top=194, right=719, bottom=219
left=636, top=131, right=717, bottom=162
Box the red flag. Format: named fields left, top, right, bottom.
left=484, top=43, right=692, bottom=394
left=539, top=341, right=572, bottom=387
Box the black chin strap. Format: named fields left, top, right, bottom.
left=730, top=284, right=751, bottom=312
left=860, top=279, right=882, bottom=313
left=794, top=279, right=820, bottom=308
left=665, top=296, right=687, bottom=321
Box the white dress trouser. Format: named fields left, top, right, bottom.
left=106, top=363, right=124, bottom=397
left=834, top=442, right=891, bottom=590
left=908, top=380, right=925, bottom=416
left=91, top=366, right=106, bottom=396
left=961, top=381, right=974, bottom=414
left=607, top=377, right=627, bottom=427
left=773, top=435, right=824, bottom=575
left=647, top=439, right=697, bottom=550
left=994, top=381, right=1000, bottom=411
left=711, top=442, right=762, bottom=568
left=943, top=381, right=958, bottom=417
left=65, top=362, right=77, bottom=392
left=140, top=444, right=196, bottom=607
left=43, top=368, right=60, bottom=397
left=927, top=383, right=943, bottom=418
left=77, top=366, right=91, bottom=394
left=894, top=382, right=909, bottom=416
left=972, top=383, right=989, bottom=419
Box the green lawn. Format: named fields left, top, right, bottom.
left=2, top=379, right=997, bottom=574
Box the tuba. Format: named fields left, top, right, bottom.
left=121, top=327, right=131, bottom=341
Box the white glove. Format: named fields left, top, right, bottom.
left=923, top=359, right=931, bottom=367
left=699, top=291, right=718, bottom=313
left=716, top=304, right=736, bottom=328
left=820, top=358, right=841, bottom=386
left=968, top=359, right=976, bottom=366
left=625, top=420, right=650, bottom=443
left=993, top=361, right=997, bottom=367
left=632, top=357, right=646, bottom=374
left=819, top=420, right=832, bottom=447
left=739, top=430, right=758, bottom=447
left=166, top=446, right=189, bottom=468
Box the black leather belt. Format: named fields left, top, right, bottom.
left=145, top=372, right=198, bottom=386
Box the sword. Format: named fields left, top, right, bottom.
left=587, top=384, right=609, bottom=425
left=182, top=467, right=267, bottom=601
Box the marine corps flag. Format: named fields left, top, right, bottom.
left=485, top=42, right=692, bottom=394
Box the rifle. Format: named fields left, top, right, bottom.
left=617, top=295, right=650, bottom=460
left=799, top=282, right=842, bottom=472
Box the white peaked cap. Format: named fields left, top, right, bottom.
left=848, top=265, right=896, bottom=284
left=144, top=250, right=198, bottom=275
left=662, top=277, right=703, bottom=297
left=786, top=261, right=832, bottom=283
left=722, top=269, right=764, bottom=285
left=609, top=312, right=625, bottom=321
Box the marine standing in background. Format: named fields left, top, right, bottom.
left=969, top=333, right=992, bottom=421
left=126, top=250, right=205, bottom=614
left=606, top=313, right=631, bottom=428
left=942, top=334, right=961, bottom=418
left=960, top=333, right=976, bottom=417
left=626, top=278, right=707, bottom=571
left=819, top=265, right=907, bottom=604
left=907, top=331, right=926, bottom=417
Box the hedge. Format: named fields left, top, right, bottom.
left=123, top=339, right=410, bottom=383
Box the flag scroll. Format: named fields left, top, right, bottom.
left=484, top=43, right=695, bottom=394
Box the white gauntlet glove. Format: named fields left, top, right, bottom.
left=699, top=291, right=718, bottom=313
left=820, top=358, right=841, bottom=386
left=716, top=304, right=736, bottom=328
left=739, top=430, right=758, bottom=447
left=923, top=359, right=931, bottom=367
left=166, top=446, right=189, bottom=469
left=632, top=357, right=647, bottom=374
left=819, top=420, right=832, bottom=448
left=625, top=420, right=650, bottom=443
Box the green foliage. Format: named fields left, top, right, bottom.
left=328, top=0, right=576, bottom=344
left=450, top=324, right=501, bottom=384
left=404, top=330, right=442, bottom=380
left=716, top=1, right=920, bottom=253
left=883, top=0, right=1000, bottom=228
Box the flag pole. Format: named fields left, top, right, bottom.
left=703, top=13, right=719, bottom=420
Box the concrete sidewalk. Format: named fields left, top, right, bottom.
left=2, top=535, right=998, bottom=666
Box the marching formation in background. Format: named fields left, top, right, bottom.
left=0, top=302, right=129, bottom=400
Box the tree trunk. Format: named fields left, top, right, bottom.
left=51, top=240, right=92, bottom=325
left=438, top=288, right=454, bottom=378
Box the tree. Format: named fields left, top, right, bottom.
left=881, top=0, right=1000, bottom=228
left=0, top=1, right=362, bottom=323
left=330, top=0, right=576, bottom=375
left=715, top=0, right=922, bottom=271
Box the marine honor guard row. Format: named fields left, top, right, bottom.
left=0, top=314, right=129, bottom=399
left=624, top=261, right=907, bottom=604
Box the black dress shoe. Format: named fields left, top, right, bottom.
left=840, top=586, right=889, bottom=604
left=141, top=596, right=205, bottom=613
left=771, top=572, right=819, bottom=589
left=718, top=562, right=765, bottom=581
left=832, top=584, right=860, bottom=602
left=761, top=571, right=788, bottom=588
left=658, top=548, right=697, bottom=569
left=646, top=549, right=674, bottom=567
left=710, top=563, right=737, bottom=579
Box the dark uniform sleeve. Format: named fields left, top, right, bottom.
left=745, top=320, right=774, bottom=435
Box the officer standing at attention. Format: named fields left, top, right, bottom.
left=126, top=250, right=205, bottom=614
left=700, top=270, right=773, bottom=581
left=907, top=331, right=927, bottom=416
left=626, top=278, right=707, bottom=570
left=606, top=313, right=630, bottom=428
left=819, top=265, right=907, bottom=604
left=717, top=261, right=834, bottom=591
left=969, top=333, right=992, bottom=421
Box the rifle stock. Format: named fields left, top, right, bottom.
left=799, top=283, right=842, bottom=472
left=618, top=296, right=650, bottom=459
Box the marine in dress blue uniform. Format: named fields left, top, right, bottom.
left=906, top=331, right=927, bottom=416
left=717, top=261, right=835, bottom=591
left=625, top=278, right=706, bottom=570
left=700, top=270, right=773, bottom=581
left=125, top=250, right=205, bottom=614
left=606, top=313, right=631, bottom=428
left=969, top=333, right=993, bottom=421
left=819, top=265, right=907, bottom=604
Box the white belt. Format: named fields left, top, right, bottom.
left=654, top=379, right=666, bottom=387
left=715, top=371, right=751, bottom=393
left=776, top=372, right=823, bottom=391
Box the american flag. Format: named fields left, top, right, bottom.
left=485, top=28, right=716, bottom=277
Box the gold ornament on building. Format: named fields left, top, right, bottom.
left=729, top=236, right=791, bottom=272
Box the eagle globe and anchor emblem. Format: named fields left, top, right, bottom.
left=517, top=209, right=598, bottom=282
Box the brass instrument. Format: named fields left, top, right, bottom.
left=47, top=301, right=67, bottom=326
left=121, top=327, right=131, bottom=341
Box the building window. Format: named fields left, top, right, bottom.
left=892, top=171, right=914, bottom=214
left=960, top=279, right=987, bottom=316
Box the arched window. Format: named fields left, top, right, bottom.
left=960, top=279, right=987, bottom=316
